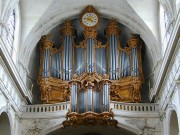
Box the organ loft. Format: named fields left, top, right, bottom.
left=37, top=5, right=144, bottom=127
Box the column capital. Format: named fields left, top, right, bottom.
left=127, top=34, right=143, bottom=48
left=39, top=35, right=54, bottom=49
left=105, top=18, right=121, bottom=37
left=60, top=19, right=75, bottom=36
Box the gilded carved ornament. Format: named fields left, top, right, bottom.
left=62, top=109, right=118, bottom=128
left=83, top=28, right=98, bottom=39
left=105, top=18, right=121, bottom=37
left=60, top=20, right=75, bottom=36
left=127, top=34, right=143, bottom=48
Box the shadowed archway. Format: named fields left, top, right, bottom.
left=47, top=126, right=136, bottom=135
left=169, top=110, right=179, bottom=135
left=0, top=112, right=11, bottom=135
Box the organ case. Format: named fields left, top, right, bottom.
left=38, top=6, right=144, bottom=110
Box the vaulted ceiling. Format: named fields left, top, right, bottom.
left=19, top=0, right=161, bottom=71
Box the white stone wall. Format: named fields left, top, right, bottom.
left=0, top=57, right=28, bottom=135
left=0, top=0, right=179, bottom=135
left=0, top=88, right=21, bottom=135
left=154, top=11, right=180, bottom=135
left=19, top=114, right=67, bottom=135
left=161, top=85, right=180, bottom=135
left=0, top=0, right=33, bottom=103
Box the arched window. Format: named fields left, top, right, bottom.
left=160, top=5, right=170, bottom=56
left=5, top=4, right=20, bottom=64
left=6, top=10, right=15, bottom=56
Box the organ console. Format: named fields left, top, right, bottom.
left=37, top=5, right=144, bottom=127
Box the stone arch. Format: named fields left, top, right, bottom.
left=0, top=111, right=11, bottom=135
left=169, top=110, right=179, bottom=135
left=166, top=104, right=180, bottom=135
left=20, top=3, right=160, bottom=73
left=39, top=123, right=64, bottom=135
left=0, top=106, right=13, bottom=135
left=40, top=122, right=141, bottom=135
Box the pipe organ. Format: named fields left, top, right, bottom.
left=38, top=5, right=144, bottom=127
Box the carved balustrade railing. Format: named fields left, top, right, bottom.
left=22, top=101, right=159, bottom=114
left=110, top=101, right=159, bottom=112
left=23, top=102, right=70, bottom=113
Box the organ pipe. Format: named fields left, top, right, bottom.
left=103, top=84, right=109, bottom=111
left=93, top=90, right=101, bottom=113
left=120, top=51, right=131, bottom=78
left=86, top=38, right=95, bottom=73
left=39, top=36, right=53, bottom=78
left=61, top=20, right=75, bottom=80
left=51, top=50, right=61, bottom=78
left=127, top=34, right=143, bottom=77
left=78, top=90, right=86, bottom=113
left=84, top=28, right=98, bottom=73
left=74, top=47, right=85, bottom=75
left=69, top=79, right=80, bottom=112
left=105, top=19, right=121, bottom=80
left=102, top=76, right=111, bottom=112
left=87, top=87, right=93, bottom=111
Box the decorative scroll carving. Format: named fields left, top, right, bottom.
left=110, top=77, right=143, bottom=102
left=62, top=110, right=118, bottom=128
left=38, top=77, right=70, bottom=103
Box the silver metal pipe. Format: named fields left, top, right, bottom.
left=109, top=36, right=112, bottom=79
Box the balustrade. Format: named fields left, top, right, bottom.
left=24, top=102, right=70, bottom=113
left=110, top=101, right=159, bottom=112
left=23, top=101, right=159, bottom=113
